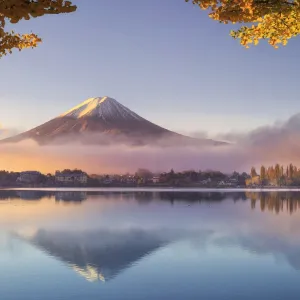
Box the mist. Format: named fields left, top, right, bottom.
left=1, top=111, right=300, bottom=174
left=0, top=139, right=238, bottom=174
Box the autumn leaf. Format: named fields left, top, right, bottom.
left=0, top=0, right=77, bottom=58
left=186, top=0, right=300, bottom=48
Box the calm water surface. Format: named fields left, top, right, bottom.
left=1, top=190, right=300, bottom=300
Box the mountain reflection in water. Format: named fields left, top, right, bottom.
left=14, top=227, right=210, bottom=282
left=2, top=189, right=300, bottom=292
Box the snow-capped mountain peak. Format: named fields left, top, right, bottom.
left=0, top=96, right=226, bottom=146
left=59, top=96, right=143, bottom=122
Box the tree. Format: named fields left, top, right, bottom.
left=260, top=165, right=266, bottom=181
left=186, top=0, right=300, bottom=48
left=268, top=166, right=275, bottom=181
left=289, top=163, right=294, bottom=178
left=135, top=168, right=153, bottom=180
left=0, top=0, right=76, bottom=58
left=275, top=163, right=281, bottom=182
left=294, top=165, right=298, bottom=177
left=241, top=172, right=249, bottom=178
left=250, top=166, right=257, bottom=178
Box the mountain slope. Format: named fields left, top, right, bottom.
left=1, top=96, right=225, bottom=146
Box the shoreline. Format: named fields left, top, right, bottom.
left=3, top=187, right=300, bottom=192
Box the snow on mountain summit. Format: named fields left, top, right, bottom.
left=60, top=96, right=143, bottom=122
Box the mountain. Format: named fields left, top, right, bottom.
left=1, top=96, right=225, bottom=146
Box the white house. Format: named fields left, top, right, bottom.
left=218, top=180, right=226, bottom=186
left=152, top=176, right=160, bottom=184
left=55, top=171, right=88, bottom=185
left=17, top=171, right=41, bottom=184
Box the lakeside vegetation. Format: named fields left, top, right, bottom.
left=1, top=164, right=300, bottom=188
left=249, top=163, right=300, bottom=187
left=0, top=168, right=249, bottom=188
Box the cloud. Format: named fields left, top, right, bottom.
left=0, top=124, right=21, bottom=139
left=213, top=112, right=300, bottom=145
left=1, top=111, right=300, bottom=174
left=0, top=139, right=242, bottom=174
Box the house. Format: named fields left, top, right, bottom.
left=102, top=176, right=113, bottom=185
left=218, top=180, right=227, bottom=186
left=152, top=176, right=160, bottom=184
left=55, top=170, right=88, bottom=185
left=126, top=176, right=136, bottom=184
left=229, top=178, right=239, bottom=185
left=200, top=178, right=212, bottom=185
left=17, top=171, right=41, bottom=184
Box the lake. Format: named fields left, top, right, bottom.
left=1, top=189, right=300, bottom=300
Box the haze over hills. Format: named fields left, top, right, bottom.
left=1, top=97, right=225, bottom=146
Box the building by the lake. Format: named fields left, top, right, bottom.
left=17, top=171, right=41, bottom=184
left=55, top=170, right=88, bottom=185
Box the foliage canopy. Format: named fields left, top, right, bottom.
left=186, top=0, right=300, bottom=48
left=0, top=0, right=76, bottom=57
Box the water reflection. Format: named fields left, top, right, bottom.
left=246, top=191, right=300, bottom=214
left=14, top=227, right=210, bottom=282
left=3, top=190, right=300, bottom=214
left=0, top=190, right=87, bottom=202
left=0, top=190, right=248, bottom=204
left=2, top=190, right=300, bottom=299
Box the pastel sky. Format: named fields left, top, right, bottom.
left=1, top=0, right=300, bottom=137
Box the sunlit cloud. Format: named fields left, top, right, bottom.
left=0, top=123, right=21, bottom=139
left=1, top=111, right=300, bottom=174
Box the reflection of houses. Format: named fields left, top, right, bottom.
left=15, top=190, right=51, bottom=200
left=17, top=171, right=41, bottom=184
left=55, top=171, right=88, bottom=185
left=55, top=191, right=87, bottom=202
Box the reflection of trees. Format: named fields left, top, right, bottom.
left=3, top=190, right=300, bottom=214
left=0, top=190, right=53, bottom=200
left=246, top=192, right=300, bottom=214
left=156, top=192, right=246, bottom=204
left=0, top=190, right=248, bottom=204
left=0, top=190, right=86, bottom=202
left=87, top=191, right=248, bottom=205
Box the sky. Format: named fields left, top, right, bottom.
left=1, top=0, right=300, bottom=137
